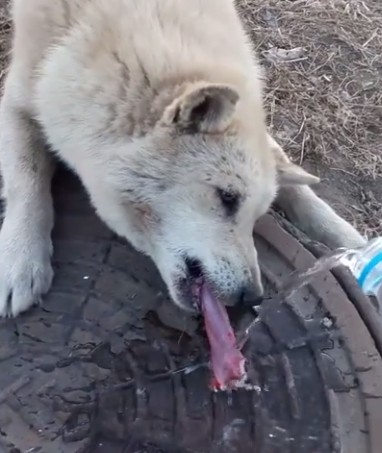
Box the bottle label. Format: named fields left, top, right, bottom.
left=358, top=252, right=382, bottom=289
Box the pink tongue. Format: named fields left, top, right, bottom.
left=200, top=284, right=246, bottom=390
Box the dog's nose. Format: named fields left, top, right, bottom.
left=185, top=257, right=203, bottom=279
left=240, top=286, right=264, bottom=307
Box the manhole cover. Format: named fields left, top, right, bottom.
left=0, top=168, right=381, bottom=453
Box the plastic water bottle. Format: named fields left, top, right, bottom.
left=341, top=237, right=382, bottom=303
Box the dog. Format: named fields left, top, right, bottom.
left=0, top=0, right=365, bottom=317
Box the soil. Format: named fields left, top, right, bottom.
left=238, top=0, right=382, bottom=237
left=0, top=0, right=380, bottom=236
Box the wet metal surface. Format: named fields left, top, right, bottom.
left=0, top=169, right=381, bottom=453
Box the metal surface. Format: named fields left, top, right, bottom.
left=0, top=168, right=381, bottom=453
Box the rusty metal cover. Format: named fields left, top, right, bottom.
left=0, top=168, right=381, bottom=453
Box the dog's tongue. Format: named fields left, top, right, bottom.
left=199, top=284, right=246, bottom=390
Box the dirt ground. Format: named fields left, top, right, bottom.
left=0, top=0, right=380, bottom=238
left=237, top=0, right=382, bottom=238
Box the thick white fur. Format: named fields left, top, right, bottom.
left=0, top=0, right=365, bottom=317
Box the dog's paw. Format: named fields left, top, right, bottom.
left=0, top=233, right=53, bottom=318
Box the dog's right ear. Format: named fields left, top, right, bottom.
left=161, top=82, right=239, bottom=133
left=277, top=160, right=320, bottom=186
left=267, top=134, right=320, bottom=186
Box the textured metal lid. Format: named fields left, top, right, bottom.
left=0, top=168, right=381, bottom=453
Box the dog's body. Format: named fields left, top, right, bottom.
left=0, top=0, right=365, bottom=317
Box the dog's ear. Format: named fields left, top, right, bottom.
left=267, top=134, right=320, bottom=186
left=277, top=160, right=320, bottom=186
left=162, top=82, right=239, bottom=133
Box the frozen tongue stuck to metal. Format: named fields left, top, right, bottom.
left=199, top=283, right=247, bottom=391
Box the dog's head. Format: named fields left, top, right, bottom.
left=106, top=82, right=318, bottom=311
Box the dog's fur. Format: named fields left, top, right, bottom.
left=0, top=0, right=365, bottom=317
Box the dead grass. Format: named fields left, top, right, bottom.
left=0, top=0, right=380, bottom=234
left=237, top=0, right=382, bottom=179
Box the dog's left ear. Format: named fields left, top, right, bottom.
left=267, top=134, right=320, bottom=186
left=162, top=82, right=239, bottom=133
left=277, top=160, right=320, bottom=186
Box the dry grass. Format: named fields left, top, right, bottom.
left=0, top=0, right=380, bottom=234
left=237, top=0, right=382, bottom=178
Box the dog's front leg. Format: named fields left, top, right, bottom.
left=268, top=134, right=366, bottom=249
left=0, top=90, right=54, bottom=317
left=276, top=185, right=366, bottom=249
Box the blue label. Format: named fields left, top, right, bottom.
left=358, top=252, right=382, bottom=290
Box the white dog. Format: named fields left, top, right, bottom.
left=0, top=0, right=365, bottom=317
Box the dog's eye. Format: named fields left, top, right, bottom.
left=217, top=188, right=240, bottom=215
